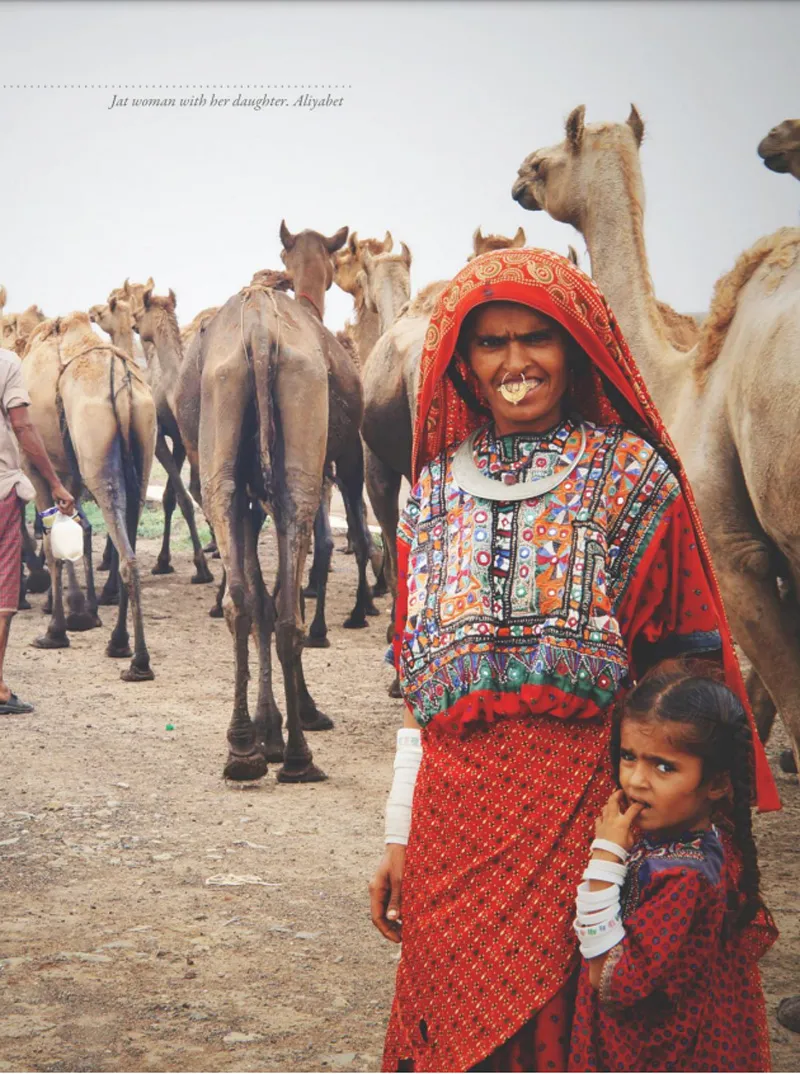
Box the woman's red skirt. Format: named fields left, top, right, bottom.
left=382, top=710, right=614, bottom=1072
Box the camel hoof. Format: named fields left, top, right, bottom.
left=208, top=605, right=224, bottom=619
left=66, top=611, right=102, bottom=632
left=212, top=549, right=221, bottom=560
left=301, top=710, right=334, bottom=732
left=191, top=568, right=214, bottom=585
left=202, top=541, right=217, bottom=555
left=106, top=640, right=132, bottom=659
left=304, top=633, right=330, bottom=649
left=97, top=561, right=111, bottom=573
left=151, top=562, right=175, bottom=576
left=343, top=614, right=368, bottom=630
left=302, top=584, right=318, bottom=599
left=365, top=603, right=380, bottom=617
left=778, top=749, right=798, bottom=775
left=371, top=581, right=389, bottom=599
left=388, top=677, right=402, bottom=699
left=98, top=591, right=119, bottom=607
left=121, top=664, right=155, bottom=683
left=276, top=761, right=328, bottom=783
left=777, top=996, right=800, bottom=1033
left=26, top=568, right=51, bottom=594
left=224, top=751, right=268, bottom=782
left=32, top=632, right=70, bottom=650
left=263, top=744, right=286, bottom=765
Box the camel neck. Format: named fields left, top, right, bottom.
left=297, top=291, right=325, bottom=321
left=581, top=147, right=691, bottom=421
left=109, top=323, right=135, bottom=360
left=150, top=309, right=184, bottom=379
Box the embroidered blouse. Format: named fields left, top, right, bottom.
left=569, top=827, right=777, bottom=1072
left=395, top=417, right=721, bottom=729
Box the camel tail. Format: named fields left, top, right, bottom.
left=250, top=325, right=276, bottom=500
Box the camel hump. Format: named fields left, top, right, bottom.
left=654, top=300, right=700, bottom=352
left=695, top=227, right=800, bottom=386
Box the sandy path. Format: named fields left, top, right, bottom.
left=0, top=533, right=798, bottom=1072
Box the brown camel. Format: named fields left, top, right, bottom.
left=512, top=104, right=800, bottom=772
left=1, top=296, right=46, bottom=356
left=21, top=312, right=157, bottom=680
left=196, top=221, right=373, bottom=782
left=111, top=281, right=213, bottom=587
left=333, top=231, right=394, bottom=368
left=758, top=118, right=800, bottom=180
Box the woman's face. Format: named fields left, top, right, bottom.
left=463, top=302, right=571, bottom=435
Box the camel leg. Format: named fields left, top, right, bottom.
left=63, top=510, right=102, bottom=631
left=99, top=541, right=121, bottom=606
left=273, top=519, right=326, bottom=782
left=98, top=534, right=114, bottom=572
left=365, top=448, right=403, bottom=697
left=304, top=502, right=333, bottom=648
left=153, top=434, right=213, bottom=584
left=246, top=512, right=285, bottom=764
left=337, top=442, right=376, bottom=628
left=209, top=566, right=226, bottom=618
left=33, top=552, right=69, bottom=650
left=704, top=473, right=800, bottom=774
left=21, top=514, right=49, bottom=595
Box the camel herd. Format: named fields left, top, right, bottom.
left=1, top=107, right=798, bottom=783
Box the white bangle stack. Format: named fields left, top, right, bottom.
left=384, top=727, right=422, bottom=846
left=573, top=854, right=629, bottom=958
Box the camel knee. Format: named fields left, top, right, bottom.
left=276, top=618, right=303, bottom=666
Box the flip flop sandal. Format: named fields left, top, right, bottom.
left=0, top=693, right=35, bottom=715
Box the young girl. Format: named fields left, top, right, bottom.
left=569, top=659, right=778, bottom=1073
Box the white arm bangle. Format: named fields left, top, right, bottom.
left=576, top=881, right=622, bottom=910
left=575, top=919, right=626, bottom=959
left=575, top=899, right=621, bottom=927
left=591, top=838, right=629, bottom=862
left=583, top=859, right=628, bottom=884
left=384, top=727, right=422, bottom=846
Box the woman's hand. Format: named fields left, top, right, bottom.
left=593, top=788, right=644, bottom=853
left=369, top=844, right=406, bottom=943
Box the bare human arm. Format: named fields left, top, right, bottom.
left=8, top=405, right=75, bottom=514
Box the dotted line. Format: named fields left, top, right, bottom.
left=1, top=84, right=352, bottom=89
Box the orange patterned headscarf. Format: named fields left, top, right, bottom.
left=411, top=247, right=780, bottom=812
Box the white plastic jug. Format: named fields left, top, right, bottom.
left=50, top=512, right=84, bottom=562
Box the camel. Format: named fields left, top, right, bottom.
left=470, top=226, right=526, bottom=259
left=195, top=221, right=374, bottom=782
left=21, top=312, right=157, bottom=680
left=758, top=118, right=800, bottom=181
left=333, top=231, right=394, bottom=367
left=102, top=280, right=213, bottom=589
left=0, top=295, right=46, bottom=356
left=512, top=104, right=800, bottom=773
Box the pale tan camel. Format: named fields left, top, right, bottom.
left=1, top=297, right=46, bottom=356
left=470, top=226, right=526, bottom=259
left=195, top=221, right=374, bottom=782
left=21, top=312, right=157, bottom=680
left=106, top=280, right=213, bottom=587
left=512, top=104, right=800, bottom=771
left=758, top=118, right=800, bottom=180
left=89, top=296, right=151, bottom=373
left=333, top=231, right=394, bottom=367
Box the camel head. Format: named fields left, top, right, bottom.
left=332, top=230, right=394, bottom=297
left=358, top=243, right=412, bottom=327
left=512, top=104, right=646, bottom=228
left=567, top=244, right=579, bottom=267
left=89, top=296, right=134, bottom=340
left=130, top=283, right=178, bottom=344
left=279, top=220, right=349, bottom=314
left=2, top=303, right=47, bottom=356
left=109, top=277, right=155, bottom=321
left=757, top=118, right=800, bottom=180
left=469, top=226, right=526, bottom=260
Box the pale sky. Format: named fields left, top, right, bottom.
left=1, top=0, right=798, bottom=333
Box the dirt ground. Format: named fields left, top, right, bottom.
left=1, top=529, right=798, bottom=1073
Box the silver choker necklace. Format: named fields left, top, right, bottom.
left=451, top=423, right=586, bottom=502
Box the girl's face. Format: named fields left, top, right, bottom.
left=618, top=718, right=728, bottom=840
left=464, top=302, right=570, bottom=435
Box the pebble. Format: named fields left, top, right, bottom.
left=223, top=1031, right=261, bottom=1044
left=320, top=1053, right=357, bottom=1067
left=294, top=931, right=320, bottom=940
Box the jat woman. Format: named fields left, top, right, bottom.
left=368, top=248, right=779, bottom=1073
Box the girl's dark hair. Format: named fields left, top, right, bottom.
left=612, top=657, right=763, bottom=928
